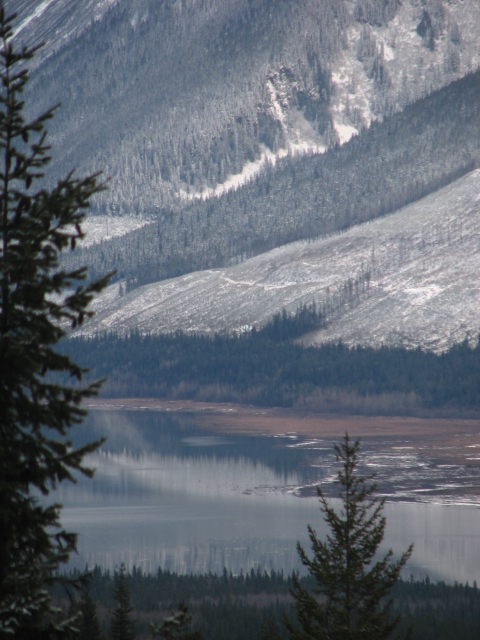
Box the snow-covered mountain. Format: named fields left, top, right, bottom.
left=62, top=69, right=480, bottom=291
left=9, top=0, right=480, bottom=352
left=13, top=0, right=480, bottom=212
left=77, top=170, right=480, bottom=353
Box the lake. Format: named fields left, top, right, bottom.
left=56, top=408, right=480, bottom=584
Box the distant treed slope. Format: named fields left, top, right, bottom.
left=10, top=0, right=120, bottom=68
left=62, top=330, right=480, bottom=414
left=25, top=0, right=348, bottom=210
left=64, top=71, right=480, bottom=286
left=19, top=0, right=480, bottom=217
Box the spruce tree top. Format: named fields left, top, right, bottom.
left=286, top=433, right=413, bottom=640
left=110, top=563, right=137, bottom=640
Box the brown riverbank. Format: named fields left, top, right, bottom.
left=85, top=397, right=480, bottom=440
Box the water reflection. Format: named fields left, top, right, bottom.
left=59, top=448, right=303, bottom=504
left=56, top=410, right=480, bottom=584
left=72, top=410, right=321, bottom=483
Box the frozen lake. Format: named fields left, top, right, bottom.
left=55, top=409, right=480, bottom=583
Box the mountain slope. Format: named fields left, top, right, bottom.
left=77, top=169, right=480, bottom=353
left=16, top=0, right=480, bottom=215
left=11, top=0, right=120, bottom=67
left=64, top=70, right=480, bottom=287
left=11, top=0, right=480, bottom=355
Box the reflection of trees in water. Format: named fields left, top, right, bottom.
left=77, top=410, right=324, bottom=482
left=74, top=412, right=480, bottom=504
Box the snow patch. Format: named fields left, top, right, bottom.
left=266, top=79, right=285, bottom=122
left=402, top=286, right=443, bottom=306
left=179, top=141, right=322, bottom=202
left=381, top=41, right=395, bottom=62
left=334, top=123, right=359, bottom=145
left=78, top=215, right=150, bottom=248
left=13, top=0, right=57, bottom=39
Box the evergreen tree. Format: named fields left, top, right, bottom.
left=286, top=434, right=413, bottom=640
left=150, top=601, right=202, bottom=640
left=0, top=5, right=110, bottom=636
left=257, top=616, right=283, bottom=640
left=79, top=590, right=103, bottom=640
left=110, top=563, right=136, bottom=640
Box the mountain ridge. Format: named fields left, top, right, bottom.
left=63, top=69, right=480, bottom=291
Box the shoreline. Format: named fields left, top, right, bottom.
left=84, top=397, right=480, bottom=439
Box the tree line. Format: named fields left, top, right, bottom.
left=63, top=316, right=480, bottom=415
left=58, top=566, right=480, bottom=640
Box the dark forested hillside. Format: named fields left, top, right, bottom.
left=54, top=568, right=480, bottom=640
left=62, top=309, right=480, bottom=415
left=62, top=70, right=480, bottom=288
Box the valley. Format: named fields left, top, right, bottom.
left=5, top=2, right=480, bottom=637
